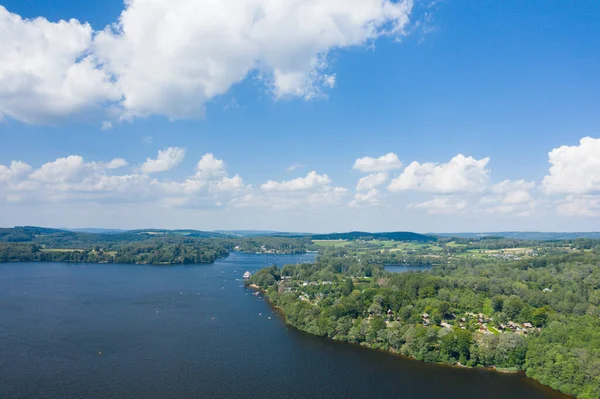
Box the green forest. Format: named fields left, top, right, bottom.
left=249, top=242, right=600, bottom=399
left=0, top=226, right=312, bottom=264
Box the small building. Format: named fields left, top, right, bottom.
left=523, top=322, right=533, bottom=329
left=243, top=271, right=251, bottom=280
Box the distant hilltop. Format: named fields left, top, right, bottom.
left=0, top=227, right=434, bottom=242
left=3, top=227, right=599, bottom=242
left=307, top=231, right=435, bottom=242
left=435, top=232, right=600, bottom=240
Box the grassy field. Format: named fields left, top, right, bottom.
left=445, top=241, right=467, bottom=248
left=313, top=239, right=446, bottom=253
left=482, top=247, right=535, bottom=254
left=312, top=239, right=351, bottom=247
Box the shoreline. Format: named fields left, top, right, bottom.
left=248, top=284, right=572, bottom=398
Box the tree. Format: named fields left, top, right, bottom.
left=504, top=296, right=525, bottom=320
left=492, top=296, right=504, bottom=312
left=438, top=301, right=451, bottom=319
left=440, top=329, right=473, bottom=364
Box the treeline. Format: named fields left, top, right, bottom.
left=0, top=242, right=229, bottom=265
left=221, top=237, right=314, bottom=254
left=309, top=231, right=435, bottom=242
left=249, top=249, right=600, bottom=398
left=0, top=227, right=317, bottom=264
left=438, top=236, right=600, bottom=252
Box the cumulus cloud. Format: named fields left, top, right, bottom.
left=196, top=153, right=226, bottom=179
left=482, top=180, right=536, bottom=216
left=261, top=171, right=331, bottom=192
left=557, top=195, right=600, bottom=217
left=0, top=1, right=415, bottom=124
left=540, top=137, right=600, bottom=217
left=29, top=155, right=127, bottom=183
left=29, top=155, right=87, bottom=183
left=542, top=137, right=600, bottom=195
left=412, top=196, right=467, bottom=215
left=231, top=171, right=348, bottom=209
left=140, top=147, right=186, bottom=174
left=388, top=154, right=490, bottom=194
left=349, top=189, right=380, bottom=207
left=0, top=152, right=248, bottom=207
left=0, top=7, right=120, bottom=124
left=356, top=172, right=388, bottom=191
left=353, top=153, right=403, bottom=173
left=0, top=161, right=31, bottom=181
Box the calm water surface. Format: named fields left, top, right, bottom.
left=1, top=253, right=570, bottom=399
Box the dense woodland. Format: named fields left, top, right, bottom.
left=0, top=227, right=312, bottom=264
left=249, top=244, right=600, bottom=399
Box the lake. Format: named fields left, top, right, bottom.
left=0, top=253, right=569, bottom=399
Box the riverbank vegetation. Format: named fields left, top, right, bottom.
left=249, top=241, right=600, bottom=399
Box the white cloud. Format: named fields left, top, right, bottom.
left=213, top=175, right=245, bottom=193
left=0, top=161, right=31, bottom=181
left=95, top=0, right=411, bottom=119
left=356, top=172, right=388, bottom=191
left=542, top=137, right=600, bottom=195
left=261, top=171, right=331, bottom=192
left=482, top=180, right=536, bottom=216
left=0, top=6, right=120, bottom=124
left=196, top=153, right=226, bottom=179
left=353, top=153, right=403, bottom=173
left=557, top=195, right=600, bottom=217
left=166, top=153, right=247, bottom=199
left=323, top=74, right=336, bottom=89
left=286, top=163, right=305, bottom=172
left=412, top=196, right=467, bottom=215
left=233, top=186, right=347, bottom=210
left=228, top=171, right=348, bottom=209
left=349, top=189, right=380, bottom=207
left=388, top=154, right=490, bottom=194
left=104, top=158, right=129, bottom=169
left=29, top=155, right=87, bottom=183
left=140, top=147, right=186, bottom=174
left=0, top=152, right=249, bottom=207
left=1, top=1, right=415, bottom=124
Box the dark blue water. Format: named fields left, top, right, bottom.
left=0, top=253, right=569, bottom=399
left=385, top=265, right=433, bottom=273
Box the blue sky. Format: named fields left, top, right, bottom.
left=0, top=0, right=599, bottom=232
